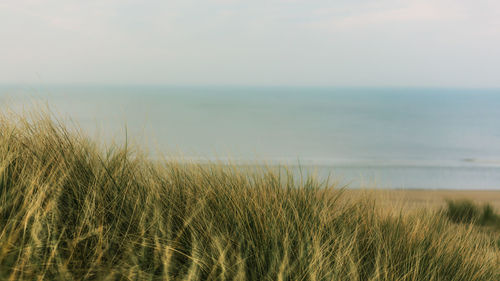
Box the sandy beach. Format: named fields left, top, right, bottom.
left=346, top=189, right=500, bottom=211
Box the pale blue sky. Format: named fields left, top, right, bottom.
left=1, top=0, right=499, bottom=87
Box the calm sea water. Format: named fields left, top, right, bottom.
left=1, top=84, right=500, bottom=189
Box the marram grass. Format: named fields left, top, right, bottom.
left=0, top=110, right=499, bottom=280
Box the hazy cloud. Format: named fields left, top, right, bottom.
left=1, top=0, right=499, bottom=87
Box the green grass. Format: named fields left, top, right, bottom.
left=445, top=199, right=500, bottom=227
left=445, top=199, right=481, bottom=224
left=0, top=110, right=499, bottom=280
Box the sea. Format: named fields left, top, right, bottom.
left=1, top=84, right=500, bottom=190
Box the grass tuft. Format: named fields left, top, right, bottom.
left=480, top=204, right=500, bottom=226
left=445, top=199, right=480, bottom=224
left=445, top=199, right=500, bottom=227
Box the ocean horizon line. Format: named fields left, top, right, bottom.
left=2, top=83, right=500, bottom=92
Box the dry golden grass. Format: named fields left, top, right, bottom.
left=0, top=109, right=499, bottom=280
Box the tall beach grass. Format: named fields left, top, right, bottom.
left=0, top=110, right=499, bottom=280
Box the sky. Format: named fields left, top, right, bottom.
left=1, top=0, right=500, bottom=88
